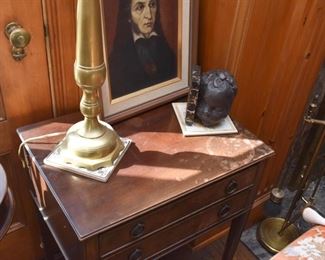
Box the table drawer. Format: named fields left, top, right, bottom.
left=99, top=165, right=257, bottom=255
left=102, top=189, right=251, bottom=259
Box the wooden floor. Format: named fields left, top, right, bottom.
left=162, top=236, right=258, bottom=260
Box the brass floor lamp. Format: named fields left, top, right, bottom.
left=257, top=102, right=325, bottom=253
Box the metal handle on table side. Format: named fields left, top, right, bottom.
left=129, top=248, right=143, bottom=260
left=130, top=222, right=145, bottom=238
left=225, top=180, right=239, bottom=195
left=218, top=204, right=231, bottom=218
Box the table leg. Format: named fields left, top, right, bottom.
left=222, top=211, right=249, bottom=260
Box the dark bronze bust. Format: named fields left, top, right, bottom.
left=195, top=69, right=237, bottom=127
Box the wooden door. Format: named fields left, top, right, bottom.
left=0, top=1, right=53, bottom=259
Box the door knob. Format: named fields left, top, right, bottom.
left=5, top=22, right=31, bottom=61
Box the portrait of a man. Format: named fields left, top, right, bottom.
left=105, top=0, right=178, bottom=99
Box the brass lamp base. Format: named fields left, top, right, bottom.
left=257, top=217, right=300, bottom=254
left=58, top=120, right=123, bottom=171
left=44, top=137, right=131, bottom=182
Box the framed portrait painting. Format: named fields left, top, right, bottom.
left=101, top=0, right=198, bottom=122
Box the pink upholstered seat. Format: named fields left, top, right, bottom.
left=271, top=225, right=325, bottom=260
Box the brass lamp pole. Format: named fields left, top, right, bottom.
left=58, top=0, right=123, bottom=170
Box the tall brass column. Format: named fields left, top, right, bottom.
left=58, top=0, right=123, bottom=170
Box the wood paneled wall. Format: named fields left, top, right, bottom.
left=44, top=0, right=325, bottom=222
left=199, top=0, right=325, bottom=204
left=43, top=0, right=79, bottom=116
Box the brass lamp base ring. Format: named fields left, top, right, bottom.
left=257, top=217, right=300, bottom=254
left=58, top=120, right=123, bottom=171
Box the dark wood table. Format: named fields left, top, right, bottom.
left=17, top=104, right=274, bottom=260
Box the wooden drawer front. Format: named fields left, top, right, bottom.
left=99, top=165, right=257, bottom=255
left=102, top=189, right=251, bottom=259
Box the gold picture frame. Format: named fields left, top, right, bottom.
left=100, top=0, right=199, bottom=122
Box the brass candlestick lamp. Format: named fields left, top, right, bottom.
left=56, top=0, right=123, bottom=171
left=26, top=0, right=130, bottom=181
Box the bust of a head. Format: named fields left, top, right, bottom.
left=195, top=70, right=237, bottom=127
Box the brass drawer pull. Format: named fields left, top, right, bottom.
left=225, top=180, right=238, bottom=195
left=218, top=204, right=231, bottom=218
left=129, top=248, right=142, bottom=260
left=130, top=223, right=145, bottom=238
